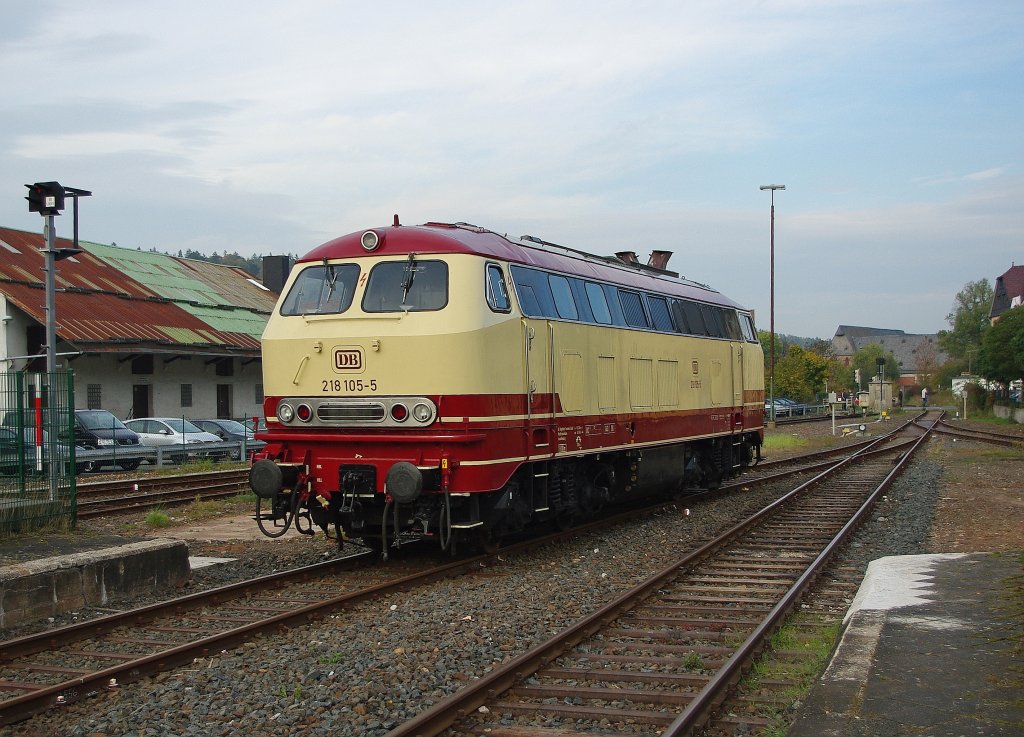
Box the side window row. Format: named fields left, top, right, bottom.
left=508, top=265, right=758, bottom=342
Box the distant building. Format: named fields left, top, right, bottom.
left=0, top=225, right=286, bottom=421
left=990, top=264, right=1024, bottom=324
left=831, top=325, right=947, bottom=387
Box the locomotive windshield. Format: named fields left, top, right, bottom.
left=280, top=263, right=359, bottom=316
left=362, top=259, right=449, bottom=312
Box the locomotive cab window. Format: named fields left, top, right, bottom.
left=280, top=263, right=360, bottom=316
left=722, top=309, right=743, bottom=340
left=363, top=258, right=449, bottom=312
left=739, top=313, right=758, bottom=342
left=485, top=264, right=511, bottom=312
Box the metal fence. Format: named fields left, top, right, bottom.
left=0, top=370, right=77, bottom=534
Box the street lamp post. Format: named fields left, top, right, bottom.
left=759, top=184, right=785, bottom=426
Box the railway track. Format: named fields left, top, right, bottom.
left=0, top=412, right=941, bottom=731
left=384, top=411, right=941, bottom=737
left=0, top=494, right=762, bottom=727
left=930, top=418, right=1024, bottom=447
left=75, top=468, right=250, bottom=518
left=0, top=547, right=446, bottom=725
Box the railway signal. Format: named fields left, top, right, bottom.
left=25, top=181, right=65, bottom=215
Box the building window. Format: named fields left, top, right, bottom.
left=87, top=384, right=102, bottom=410
left=255, top=384, right=264, bottom=404
left=181, top=384, right=193, bottom=408
left=131, top=355, right=154, bottom=374
left=216, top=359, right=234, bottom=377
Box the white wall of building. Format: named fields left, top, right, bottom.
left=67, top=353, right=263, bottom=422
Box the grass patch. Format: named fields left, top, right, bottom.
left=144, top=459, right=248, bottom=478
left=739, top=614, right=843, bottom=729
left=144, top=508, right=171, bottom=528
left=762, top=433, right=806, bottom=452
left=185, top=496, right=223, bottom=519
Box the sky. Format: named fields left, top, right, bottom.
left=2, top=0, right=1022, bottom=340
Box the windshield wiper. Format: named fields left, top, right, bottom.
left=323, top=259, right=338, bottom=300
left=400, top=253, right=418, bottom=304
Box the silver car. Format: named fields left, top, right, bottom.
left=124, top=417, right=223, bottom=463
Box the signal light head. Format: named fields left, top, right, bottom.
left=296, top=403, right=313, bottom=422
left=390, top=403, right=409, bottom=422
left=25, top=181, right=66, bottom=215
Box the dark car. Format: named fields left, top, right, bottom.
left=72, top=410, right=143, bottom=470
left=193, top=418, right=266, bottom=459
left=0, top=426, right=77, bottom=475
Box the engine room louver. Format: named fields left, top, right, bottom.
left=317, top=403, right=387, bottom=422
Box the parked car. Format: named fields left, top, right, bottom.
left=73, top=409, right=141, bottom=447
left=124, top=417, right=223, bottom=463
left=764, top=399, right=791, bottom=418
left=193, top=418, right=266, bottom=459
left=0, top=427, right=63, bottom=475
left=242, top=417, right=267, bottom=434
left=2, top=409, right=142, bottom=471
left=73, top=410, right=144, bottom=470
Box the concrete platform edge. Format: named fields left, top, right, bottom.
left=0, top=538, right=190, bottom=630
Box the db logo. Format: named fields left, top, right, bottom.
left=333, top=347, right=363, bottom=372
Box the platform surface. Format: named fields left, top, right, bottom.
left=789, top=552, right=1024, bottom=737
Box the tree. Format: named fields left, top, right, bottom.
left=914, top=340, right=940, bottom=390
left=976, top=306, right=1024, bottom=386
left=938, top=279, right=993, bottom=359
left=758, top=330, right=788, bottom=376
left=774, top=345, right=830, bottom=401
left=851, top=344, right=899, bottom=389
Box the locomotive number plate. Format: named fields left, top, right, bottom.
left=333, top=346, right=364, bottom=373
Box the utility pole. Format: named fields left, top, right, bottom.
left=759, top=184, right=785, bottom=426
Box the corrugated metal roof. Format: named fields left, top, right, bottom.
left=0, top=226, right=275, bottom=356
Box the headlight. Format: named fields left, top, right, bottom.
left=278, top=403, right=295, bottom=422
left=412, top=403, right=432, bottom=423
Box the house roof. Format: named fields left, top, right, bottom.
left=0, top=226, right=277, bottom=357
left=831, top=326, right=947, bottom=374
left=991, top=264, right=1024, bottom=320
left=833, top=325, right=906, bottom=338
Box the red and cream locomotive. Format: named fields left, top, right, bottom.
left=249, top=218, right=765, bottom=552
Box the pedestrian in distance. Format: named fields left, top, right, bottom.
left=922, top=387, right=929, bottom=407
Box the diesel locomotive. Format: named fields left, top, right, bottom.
left=249, top=218, right=765, bottom=552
